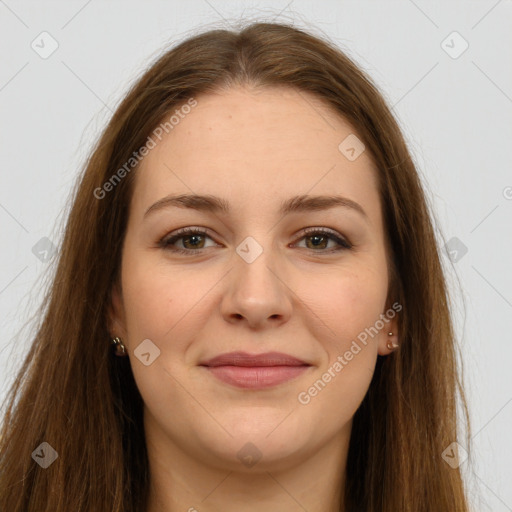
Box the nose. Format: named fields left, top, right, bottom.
left=220, top=246, right=293, bottom=329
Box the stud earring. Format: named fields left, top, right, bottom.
left=111, top=336, right=127, bottom=356
left=386, top=332, right=399, bottom=351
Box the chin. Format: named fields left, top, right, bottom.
left=204, top=434, right=310, bottom=473
left=190, top=414, right=314, bottom=472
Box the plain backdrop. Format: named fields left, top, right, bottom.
left=1, top=1, right=511, bottom=510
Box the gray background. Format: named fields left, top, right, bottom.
left=1, top=1, right=511, bottom=509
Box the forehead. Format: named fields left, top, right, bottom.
left=132, top=85, right=380, bottom=222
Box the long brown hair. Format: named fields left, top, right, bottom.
left=0, top=21, right=471, bottom=511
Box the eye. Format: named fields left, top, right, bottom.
left=158, top=226, right=352, bottom=255
left=293, top=227, right=352, bottom=253
left=158, top=227, right=217, bottom=254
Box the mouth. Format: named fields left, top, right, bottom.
left=198, top=351, right=312, bottom=389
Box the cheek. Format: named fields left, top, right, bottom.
left=119, top=255, right=195, bottom=409
left=119, top=246, right=185, bottom=349
left=122, top=266, right=173, bottom=338
left=303, top=263, right=388, bottom=348
left=295, top=270, right=385, bottom=429
left=120, top=252, right=217, bottom=351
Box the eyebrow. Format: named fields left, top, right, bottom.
left=143, top=193, right=369, bottom=221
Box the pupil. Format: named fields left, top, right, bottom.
left=309, top=235, right=326, bottom=249
left=185, top=235, right=202, bottom=248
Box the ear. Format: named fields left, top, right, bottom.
left=377, top=301, right=401, bottom=356
left=107, top=281, right=127, bottom=340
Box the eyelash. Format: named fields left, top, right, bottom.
left=158, top=227, right=352, bottom=255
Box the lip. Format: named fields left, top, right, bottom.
left=199, top=351, right=312, bottom=389
left=200, top=351, right=309, bottom=367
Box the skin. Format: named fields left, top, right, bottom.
left=109, top=85, right=399, bottom=512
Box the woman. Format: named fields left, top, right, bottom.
left=0, top=21, right=472, bottom=511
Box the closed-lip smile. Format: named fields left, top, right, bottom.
left=199, top=351, right=312, bottom=389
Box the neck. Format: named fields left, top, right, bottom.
left=144, top=414, right=350, bottom=512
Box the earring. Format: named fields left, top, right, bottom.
left=386, top=332, right=399, bottom=351
left=111, top=336, right=127, bottom=356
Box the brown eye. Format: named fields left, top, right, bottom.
left=180, top=233, right=206, bottom=250
left=158, top=227, right=352, bottom=256
left=159, top=228, right=215, bottom=254
left=295, top=228, right=352, bottom=253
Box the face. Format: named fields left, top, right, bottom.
left=109, top=85, right=398, bottom=473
